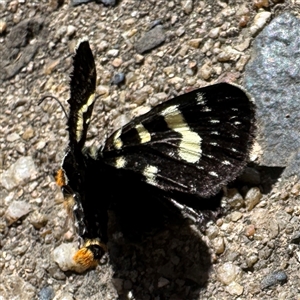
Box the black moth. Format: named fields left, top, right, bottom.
left=56, top=40, right=255, bottom=270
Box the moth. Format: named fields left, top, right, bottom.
left=55, top=40, right=255, bottom=270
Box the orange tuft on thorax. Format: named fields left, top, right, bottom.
left=55, top=168, right=66, bottom=187
left=73, top=247, right=98, bottom=269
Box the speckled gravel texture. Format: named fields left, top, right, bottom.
left=1, top=1, right=300, bottom=299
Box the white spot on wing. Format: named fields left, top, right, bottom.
left=143, top=165, right=158, bottom=185
left=196, top=92, right=205, bottom=105
left=202, top=106, right=212, bottom=112
left=210, top=120, right=220, bottom=124
left=222, top=160, right=231, bottom=165
left=135, top=124, right=151, bottom=143
left=209, top=171, right=218, bottom=177
left=115, top=156, right=127, bottom=169
left=160, top=105, right=202, bottom=163
left=113, top=129, right=123, bottom=150
left=76, top=93, right=95, bottom=142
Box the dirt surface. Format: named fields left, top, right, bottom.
left=1, top=1, right=300, bottom=299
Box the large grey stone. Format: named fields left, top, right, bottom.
left=245, top=12, right=300, bottom=177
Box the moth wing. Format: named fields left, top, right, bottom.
left=67, top=40, right=97, bottom=150
left=101, top=83, right=256, bottom=198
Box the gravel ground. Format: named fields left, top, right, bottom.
left=1, top=1, right=300, bottom=299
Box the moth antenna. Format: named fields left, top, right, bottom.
left=38, top=95, right=69, bottom=119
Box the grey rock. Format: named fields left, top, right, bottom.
left=111, top=73, right=125, bottom=85
left=245, top=13, right=300, bottom=177
left=1, top=18, right=43, bottom=80
left=97, top=0, right=117, bottom=5
left=261, top=270, right=287, bottom=290
left=38, top=286, right=55, bottom=300
left=71, top=0, right=92, bottom=6
left=136, top=25, right=166, bottom=54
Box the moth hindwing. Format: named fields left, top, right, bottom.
left=56, top=40, right=256, bottom=271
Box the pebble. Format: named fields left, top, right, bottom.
left=53, top=292, right=74, bottom=300
left=224, top=188, right=244, bottom=209
left=245, top=187, right=262, bottom=211
left=5, top=200, right=32, bottom=225
left=136, top=25, right=166, bottom=54
left=206, top=224, right=219, bottom=239
left=230, top=211, right=243, bottom=222
left=209, top=27, right=220, bottom=39
left=125, top=72, right=138, bottom=84
left=176, top=26, right=185, bottom=37
left=158, top=277, right=170, bottom=288
left=44, top=59, right=60, bottom=75
left=36, top=140, right=47, bottom=150
left=38, top=286, right=55, bottom=300
left=111, top=57, right=123, bottom=67
left=66, top=25, right=76, bottom=37
left=29, top=211, right=48, bottom=229
left=212, top=237, right=225, bottom=254
left=234, top=38, right=251, bottom=52
left=0, top=20, right=7, bottom=34
left=226, top=281, right=244, bottom=296
left=250, top=10, right=271, bottom=35
left=22, top=127, right=35, bottom=140
left=261, top=270, right=288, bottom=289
left=253, top=0, right=269, bottom=9
left=167, top=77, right=184, bottom=85
left=7, top=132, right=20, bottom=142
left=98, top=40, right=109, bottom=52
left=245, top=224, right=256, bottom=237
left=199, top=62, right=212, bottom=80
left=187, top=61, right=197, bottom=76
left=52, top=243, right=87, bottom=273
left=163, top=66, right=175, bottom=76
left=236, top=54, right=251, bottom=71
left=134, top=54, right=144, bottom=64
left=0, top=156, right=37, bottom=191
left=217, top=46, right=241, bottom=62
left=217, top=262, right=242, bottom=285
left=239, top=15, right=249, bottom=27
left=178, top=45, right=189, bottom=56
left=149, top=19, right=162, bottom=29
left=107, top=49, right=119, bottom=57
left=111, top=73, right=125, bottom=85
left=96, top=85, right=110, bottom=96
left=182, top=0, right=193, bottom=14
left=246, top=254, right=259, bottom=267
left=188, top=38, right=202, bottom=48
